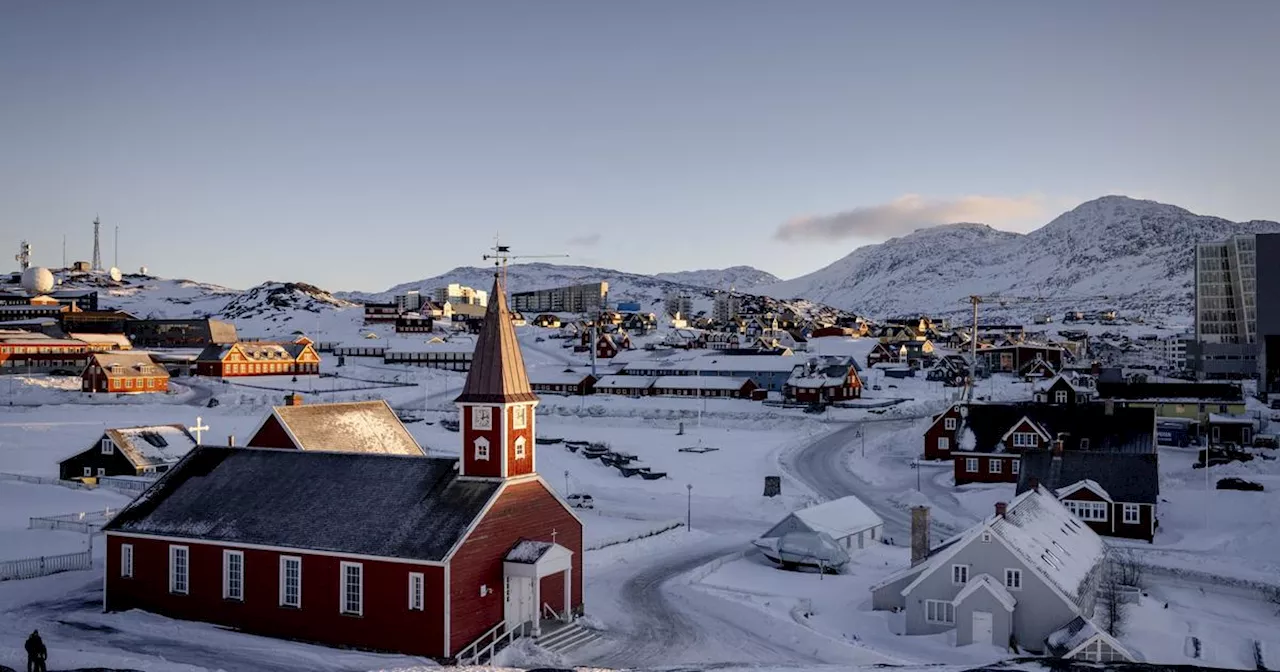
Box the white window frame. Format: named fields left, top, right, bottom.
left=97, top=467, right=106, bottom=477
left=990, top=459, right=1003, bottom=474
left=512, top=404, right=527, bottom=430
left=965, top=458, right=978, bottom=473
left=474, top=437, right=490, bottom=461
left=1080, top=438, right=1090, bottom=450
left=101, top=438, right=114, bottom=454
left=340, top=561, right=363, bottom=616
left=83, top=467, right=92, bottom=477
left=121, top=543, right=134, bottom=578
left=472, top=406, right=492, bottom=431
left=1066, top=500, right=1109, bottom=522
left=409, top=572, right=425, bottom=611
left=514, top=436, right=527, bottom=460
left=223, top=550, right=244, bottom=601
left=944, top=417, right=957, bottom=431
left=1012, top=432, right=1039, bottom=448
left=1011, top=460, right=1020, bottom=475
left=981, top=531, right=992, bottom=543
left=169, top=545, right=189, bottom=595
left=951, top=564, right=969, bottom=585
left=1123, top=503, right=1140, bottom=524
left=1005, top=568, right=1023, bottom=590
left=937, top=437, right=950, bottom=452
left=279, top=556, right=301, bottom=608
left=1055, top=390, right=1068, bottom=404
left=925, top=599, right=955, bottom=624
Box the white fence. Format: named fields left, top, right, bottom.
left=97, top=476, right=154, bottom=494
left=0, top=550, right=92, bottom=582
left=29, top=508, right=119, bottom=534
left=0, top=472, right=89, bottom=490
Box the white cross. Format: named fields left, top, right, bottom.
left=550, top=529, right=558, bottom=545
left=189, top=416, right=210, bottom=444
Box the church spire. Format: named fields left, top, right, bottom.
left=454, top=273, right=537, bottom=404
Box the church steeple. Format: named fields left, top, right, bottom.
left=455, top=274, right=539, bottom=479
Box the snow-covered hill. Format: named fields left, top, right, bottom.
left=652, top=266, right=780, bottom=290
left=763, top=196, right=1280, bottom=321
left=219, top=282, right=354, bottom=321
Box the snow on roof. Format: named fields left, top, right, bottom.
left=952, top=573, right=1017, bottom=611
left=70, top=333, right=132, bottom=348
left=1046, top=616, right=1096, bottom=652
left=594, top=375, right=656, bottom=389
left=107, top=425, right=198, bottom=468
left=1209, top=413, right=1257, bottom=425
left=91, top=352, right=166, bottom=377
left=0, top=331, right=84, bottom=346
left=1033, top=373, right=1092, bottom=394
left=667, top=354, right=801, bottom=373
left=989, top=487, right=1104, bottom=604
left=271, top=400, right=424, bottom=455
left=529, top=370, right=593, bottom=385
left=790, top=495, right=883, bottom=538
left=505, top=539, right=553, bottom=564
left=1055, top=479, right=1112, bottom=503
left=652, top=375, right=750, bottom=391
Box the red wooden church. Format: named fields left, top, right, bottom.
left=102, top=274, right=583, bottom=661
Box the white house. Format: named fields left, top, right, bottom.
left=757, top=495, right=884, bottom=552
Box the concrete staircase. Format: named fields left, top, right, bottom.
left=536, top=620, right=603, bottom=657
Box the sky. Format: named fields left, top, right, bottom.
left=2, top=1, right=1278, bottom=291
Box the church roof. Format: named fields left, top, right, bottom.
left=455, top=274, right=538, bottom=404
left=103, top=446, right=499, bottom=562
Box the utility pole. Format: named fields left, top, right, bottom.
left=686, top=484, right=693, bottom=531
left=114, top=224, right=119, bottom=269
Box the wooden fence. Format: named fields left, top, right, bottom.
left=0, top=549, right=92, bottom=582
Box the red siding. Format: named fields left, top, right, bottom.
left=506, top=405, right=534, bottom=478
left=449, top=479, right=583, bottom=655
left=923, top=406, right=962, bottom=460
left=1060, top=489, right=1155, bottom=542
left=461, top=406, right=503, bottom=478
left=105, top=535, right=447, bottom=657
left=540, top=571, right=566, bottom=616
left=247, top=416, right=297, bottom=449
left=953, top=454, right=1018, bottom=485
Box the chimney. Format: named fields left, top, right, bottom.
left=995, top=501, right=1007, bottom=517
left=1049, top=445, right=1064, bottom=492
left=1027, top=476, right=1040, bottom=491
left=284, top=392, right=303, bottom=406
left=1052, top=439, right=1064, bottom=456
left=1091, top=361, right=1101, bottom=376
left=227, top=435, right=235, bottom=447
left=1104, top=399, right=1114, bottom=416
left=910, top=506, right=931, bottom=566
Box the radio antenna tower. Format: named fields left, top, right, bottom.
left=14, top=241, right=32, bottom=271
left=91, top=216, right=103, bottom=271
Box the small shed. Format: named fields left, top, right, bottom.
left=1207, top=413, right=1257, bottom=446
left=759, top=495, right=884, bottom=552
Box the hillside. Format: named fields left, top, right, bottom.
left=763, top=196, right=1280, bottom=322
left=652, top=266, right=780, bottom=290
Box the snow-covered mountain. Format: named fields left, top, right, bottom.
left=652, top=266, right=780, bottom=290
left=219, top=282, right=355, bottom=320
left=763, top=196, right=1280, bottom=321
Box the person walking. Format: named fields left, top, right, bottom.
left=25, top=629, right=47, bottom=672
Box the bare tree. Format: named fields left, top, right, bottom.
left=1112, top=549, right=1144, bottom=589
left=1097, top=551, right=1134, bottom=637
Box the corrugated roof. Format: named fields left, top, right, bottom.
left=104, top=447, right=499, bottom=561
left=455, top=274, right=538, bottom=404
left=789, top=495, right=882, bottom=538
left=269, top=400, right=424, bottom=455
left=652, top=375, right=751, bottom=391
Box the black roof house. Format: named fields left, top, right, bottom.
left=1016, top=450, right=1159, bottom=505
left=103, top=446, right=499, bottom=561
left=957, top=403, right=1156, bottom=454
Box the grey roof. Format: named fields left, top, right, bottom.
left=104, top=425, right=197, bottom=468
left=455, top=275, right=538, bottom=404
left=269, top=400, right=424, bottom=455
left=959, top=403, right=1155, bottom=455
left=505, top=539, right=553, bottom=564
left=104, top=447, right=499, bottom=561
left=1095, top=381, right=1243, bottom=402
left=1016, top=450, right=1159, bottom=504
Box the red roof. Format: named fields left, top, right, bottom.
left=455, top=274, right=538, bottom=404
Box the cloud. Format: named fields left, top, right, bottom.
left=567, top=233, right=601, bottom=247
left=774, top=194, right=1046, bottom=242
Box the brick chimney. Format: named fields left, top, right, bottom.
left=910, top=506, right=931, bottom=566
left=284, top=392, right=303, bottom=406
left=995, top=501, right=1007, bottom=517
left=1091, top=360, right=1101, bottom=376
left=1052, top=439, right=1064, bottom=456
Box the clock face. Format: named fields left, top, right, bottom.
left=473, top=407, right=492, bottom=430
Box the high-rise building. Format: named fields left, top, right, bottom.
left=510, top=281, right=607, bottom=314
left=1256, top=234, right=1280, bottom=395
left=433, top=283, right=488, bottom=307
left=713, top=292, right=740, bottom=324
left=664, top=291, right=694, bottom=319
left=1192, top=233, right=1280, bottom=381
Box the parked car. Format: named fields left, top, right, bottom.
left=567, top=493, right=594, bottom=509
left=535, top=337, right=546, bottom=342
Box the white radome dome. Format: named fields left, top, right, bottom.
left=139, top=266, right=148, bottom=275
left=109, top=267, right=122, bottom=282
left=21, top=267, right=54, bottom=295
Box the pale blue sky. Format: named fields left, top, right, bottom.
left=2, top=1, right=1277, bottom=290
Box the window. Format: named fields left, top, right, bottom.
left=101, top=438, right=114, bottom=454
left=472, top=406, right=492, bottom=430
left=965, top=458, right=978, bottom=473
left=169, top=545, right=189, bottom=595
left=1011, top=460, right=1020, bottom=475
left=1012, top=432, right=1039, bottom=448
left=1066, top=500, right=1109, bottom=522
left=125, top=378, right=133, bottom=389
left=514, top=436, right=527, bottom=460
left=341, top=562, right=363, bottom=616
left=981, top=531, right=992, bottom=543
left=82, top=467, right=91, bottom=477
left=97, top=468, right=106, bottom=477
left=121, top=544, right=134, bottom=578
left=1005, top=568, right=1023, bottom=590
left=925, top=599, right=955, bottom=624
left=474, top=437, right=490, bottom=461
left=944, top=417, right=957, bottom=431
left=223, top=550, right=244, bottom=601
left=951, top=564, right=969, bottom=585
left=990, top=459, right=1003, bottom=474
left=1123, top=504, right=1140, bottom=524
left=408, top=572, right=424, bottom=611
left=513, top=404, right=527, bottom=430
left=937, top=437, right=950, bottom=452
left=1080, top=438, right=1090, bottom=450
left=1055, top=390, right=1068, bottom=404
left=279, top=556, right=301, bottom=608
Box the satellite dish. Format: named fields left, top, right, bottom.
left=109, top=267, right=122, bottom=282
left=139, top=266, right=148, bottom=275
left=20, top=267, right=54, bottom=295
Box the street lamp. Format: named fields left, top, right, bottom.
left=686, top=484, right=693, bottom=531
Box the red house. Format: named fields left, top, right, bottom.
left=784, top=359, right=863, bottom=404
left=81, top=352, right=170, bottom=394
left=102, top=274, right=584, bottom=662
